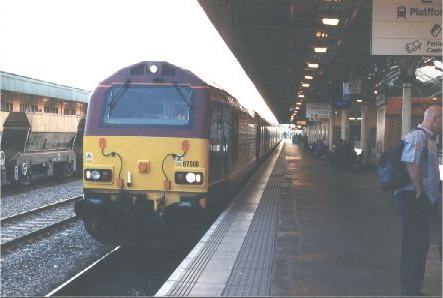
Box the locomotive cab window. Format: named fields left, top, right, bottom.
left=103, top=85, right=192, bottom=126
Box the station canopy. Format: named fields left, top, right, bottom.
left=1, top=71, right=91, bottom=103
left=199, top=0, right=442, bottom=123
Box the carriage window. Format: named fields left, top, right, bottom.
left=103, top=85, right=192, bottom=126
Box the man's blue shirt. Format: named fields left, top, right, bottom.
left=399, top=125, right=441, bottom=206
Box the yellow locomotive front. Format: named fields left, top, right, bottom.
left=75, top=62, right=211, bottom=245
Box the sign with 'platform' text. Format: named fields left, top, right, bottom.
left=372, top=0, right=442, bottom=55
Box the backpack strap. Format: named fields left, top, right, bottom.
left=415, top=127, right=429, bottom=177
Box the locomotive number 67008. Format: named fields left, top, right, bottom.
left=183, top=160, right=199, bottom=167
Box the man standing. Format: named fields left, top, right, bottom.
left=394, top=105, right=442, bottom=296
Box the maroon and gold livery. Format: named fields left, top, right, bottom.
left=75, top=62, right=281, bottom=245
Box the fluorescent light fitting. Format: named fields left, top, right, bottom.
left=296, top=107, right=300, bottom=110
left=308, top=63, right=319, bottom=68
left=302, top=83, right=310, bottom=88
left=374, top=90, right=378, bottom=94
left=298, top=94, right=305, bottom=98
left=304, top=75, right=314, bottom=80
left=356, top=99, right=363, bottom=103
left=296, top=102, right=302, bottom=105
left=314, top=47, right=327, bottom=53
left=322, top=18, right=340, bottom=26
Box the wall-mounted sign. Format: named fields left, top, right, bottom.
left=372, top=0, right=442, bottom=55
left=306, top=103, right=332, bottom=120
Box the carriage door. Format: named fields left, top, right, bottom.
left=221, top=104, right=230, bottom=177
left=229, top=110, right=239, bottom=166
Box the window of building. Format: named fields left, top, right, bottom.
left=1, top=102, right=13, bottom=112
left=64, top=107, right=76, bottom=115
left=20, top=103, right=26, bottom=112
left=44, top=106, right=59, bottom=114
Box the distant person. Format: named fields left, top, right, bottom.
left=394, top=105, right=442, bottom=296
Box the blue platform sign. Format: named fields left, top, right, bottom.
left=343, top=82, right=362, bottom=102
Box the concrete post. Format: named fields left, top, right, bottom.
left=361, top=103, right=368, bottom=162
left=402, top=82, right=412, bottom=138
left=341, top=110, right=349, bottom=141
left=328, top=117, right=333, bottom=151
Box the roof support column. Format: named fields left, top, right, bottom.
left=360, top=103, right=368, bottom=162
left=341, top=110, right=349, bottom=141
left=328, top=117, right=334, bottom=151
left=401, top=82, right=412, bottom=138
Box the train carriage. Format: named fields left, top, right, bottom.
left=75, top=61, right=281, bottom=245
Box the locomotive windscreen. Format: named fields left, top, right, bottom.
left=103, top=85, right=192, bottom=126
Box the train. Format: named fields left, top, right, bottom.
left=74, top=61, right=281, bottom=246
left=0, top=112, right=85, bottom=185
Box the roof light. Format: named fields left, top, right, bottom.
left=322, top=18, right=340, bottom=26
left=296, top=107, right=300, bottom=110
left=374, top=90, right=378, bottom=94
left=304, top=75, right=314, bottom=80
left=308, top=63, right=319, bottom=68
left=432, top=97, right=438, bottom=101
left=302, top=83, right=310, bottom=88
left=296, top=102, right=302, bottom=105
left=314, top=47, right=328, bottom=53
left=298, top=94, right=305, bottom=98
left=316, top=31, right=328, bottom=38
left=356, top=99, right=363, bottom=103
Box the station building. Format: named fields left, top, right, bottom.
left=0, top=71, right=89, bottom=133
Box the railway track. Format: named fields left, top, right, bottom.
left=45, top=246, right=121, bottom=297
left=1, top=195, right=83, bottom=249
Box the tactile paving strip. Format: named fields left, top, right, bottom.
left=222, top=152, right=288, bottom=296
left=164, top=145, right=286, bottom=296
left=166, top=199, right=243, bottom=296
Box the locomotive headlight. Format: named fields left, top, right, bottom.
left=149, top=64, right=158, bottom=74
left=175, top=172, right=204, bottom=185
left=91, top=170, right=101, bottom=180
left=85, top=169, right=113, bottom=182
left=195, top=173, right=202, bottom=183
left=185, top=172, right=196, bottom=183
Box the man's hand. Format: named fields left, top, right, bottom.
left=406, top=163, right=424, bottom=200
left=415, top=190, right=424, bottom=200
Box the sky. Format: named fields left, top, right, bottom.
left=0, top=0, right=278, bottom=124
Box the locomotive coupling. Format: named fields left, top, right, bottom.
left=156, top=194, right=167, bottom=217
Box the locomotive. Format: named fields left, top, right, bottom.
left=74, top=61, right=281, bottom=245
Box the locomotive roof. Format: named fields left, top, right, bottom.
left=99, top=61, right=268, bottom=124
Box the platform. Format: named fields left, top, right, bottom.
left=156, top=142, right=442, bottom=297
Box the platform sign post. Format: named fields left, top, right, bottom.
left=372, top=0, right=442, bottom=56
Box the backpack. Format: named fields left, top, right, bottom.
left=377, top=128, right=428, bottom=192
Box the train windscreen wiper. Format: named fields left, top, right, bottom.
left=107, top=79, right=131, bottom=117
left=173, top=83, right=192, bottom=107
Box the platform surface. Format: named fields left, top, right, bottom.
left=156, top=142, right=442, bottom=297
